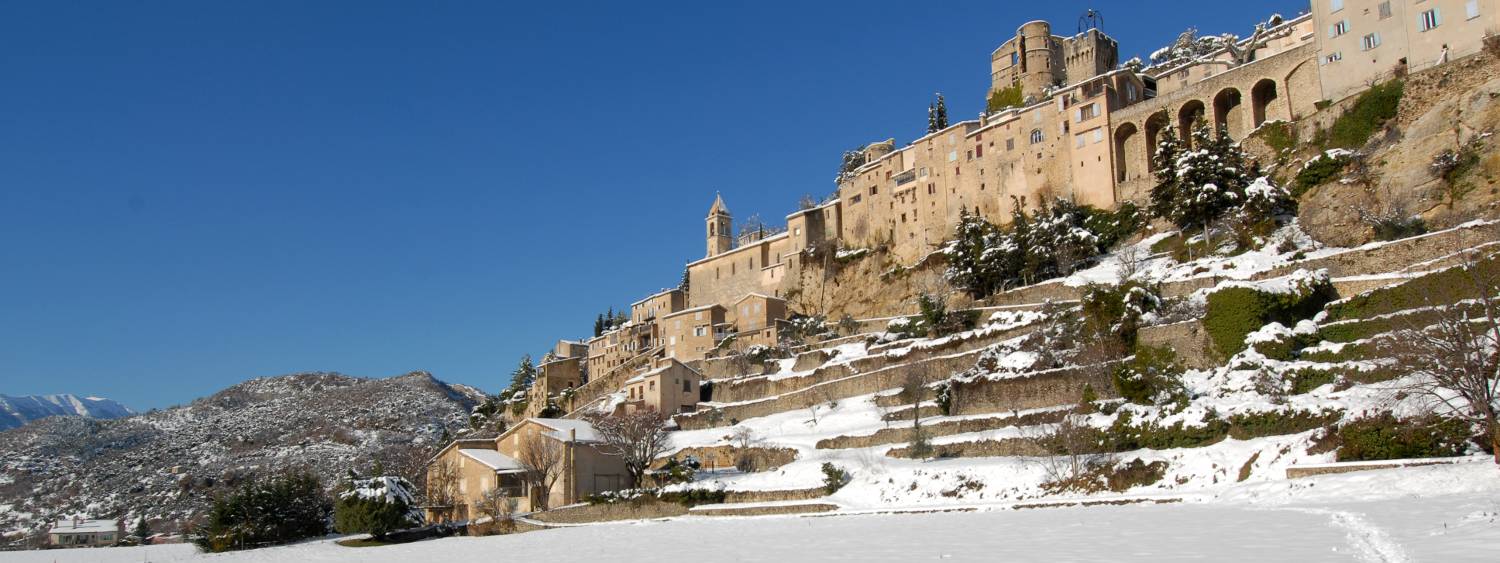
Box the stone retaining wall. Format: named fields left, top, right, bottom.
left=886, top=437, right=1047, bottom=459
left=721, top=487, right=827, bottom=503
left=677, top=349, right=990, bottom=430
left=656, top=446, right=797, bottom=473
left=817, top=409, right=1069, bottom=450
left=950, top=365, right=1113, bottom=417
left=530, top=500, right=688, bottom=524
left=692, top=503, right=838, bottom=517
left=1138, top=320, right=1216, bottom=369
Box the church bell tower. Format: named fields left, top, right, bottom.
left=706, top=194, right=733, bottom=258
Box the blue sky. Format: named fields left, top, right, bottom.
left=0, top=1, right=1307, bottom=410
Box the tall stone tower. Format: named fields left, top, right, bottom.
left=706, top=194, right=733, bottom=257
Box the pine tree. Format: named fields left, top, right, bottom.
left=133, top=517, right=151, bottom=544
left=593, top=314, right=604, bottom=337
left=944, top=209, right=1002, bottom=298
left=934, top=93, right=949, bottom=130
left=679, top=266, right=691, bottom=296
left=927, top=103, right=938, bottom=133
left=509, top=355, right=536, bottom=393
left=1150, top=123, right=1258, bottom=250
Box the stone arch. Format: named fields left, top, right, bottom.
left=1178, top=99, right=1206, bottom=141
left=1143, top=111, right=1170, bottom=172
left=1251, top=78, right=1279, bottom=127
left=1114, top=121, right=1140, bottom=183
left=1212, top=87, right=1244, bottom=138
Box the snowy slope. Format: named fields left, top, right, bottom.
left=0, top=394, right=133, bottom=430
left=8, top=463, right=1497, bottom=562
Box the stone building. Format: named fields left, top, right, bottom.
left=618, top=357, right=703, bottom=415
left=572, top=0, right=1494, bottom=413
left=47, top=518, right=121, bottom=548
left=1313, top=0, right=1500, bottom=101
left=422, top=418, right=627, bottom=521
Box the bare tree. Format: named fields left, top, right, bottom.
left=426, top=459, right=460, bottom=507
left=1115, top=245, right=1147, bottom=282
left=583, top=410, right=672, bottom=487
left=473, top=488, right=519, bottom=535
left=1025, top=414, right=1114, bottom=488
left=1385, top=252, right=1500, bottom=463
left=517, top=432, right=565, bottom=510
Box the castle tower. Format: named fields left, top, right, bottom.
left=706, top=194, right=733, bottom=257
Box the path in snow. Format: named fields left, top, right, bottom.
left=1289, top=508, right=1411, bottom=563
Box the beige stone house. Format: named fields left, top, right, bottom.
left=660, top=304, right=727, bottom=362
left=619, top=358, right=702, bottom=415
left=48, top=518, right=121, bottom=547
left=423, top=418, right=628, bottom=522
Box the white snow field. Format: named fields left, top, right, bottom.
left=6, top=463, right=1497, bottom=563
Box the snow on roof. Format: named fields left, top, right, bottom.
left=684, top=231, right=790, bottom=268
left=531, top=418, right=602, bottom=443
left=662, top=303, right=724, bottom=318
left=459, top=449, right=524, bottom=472
left=631, top=287, right=682, bottom=306
left=735, top=292, right=785, bottom=304
left=50, top=519, right=117, bottom=533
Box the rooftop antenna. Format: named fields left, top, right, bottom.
left=1078, top=9, right=1103, bottom=34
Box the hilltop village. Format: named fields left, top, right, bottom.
left=407, top=0, right=1500, bottom=521
left=13, top=0, right=1500, bottom=557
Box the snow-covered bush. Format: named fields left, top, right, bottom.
left=1292, top=149, right=1352, bottom=196
left=1112, top=346, right=1186, bottom=407
left=1334, top=413, right=1472, bottom=462
left=333, top=476, right=423, bottom=539
left=1203, top=272, right=1335, bottom=359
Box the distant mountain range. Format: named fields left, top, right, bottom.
left=0, top=371, right=484, bottom=537
left=0, top=394, right=134, bottom=430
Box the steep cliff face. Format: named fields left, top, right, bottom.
left=1288, top=51, right=1500, bottom=247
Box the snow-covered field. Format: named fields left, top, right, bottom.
left=7, top=463, right=1496, bottom=562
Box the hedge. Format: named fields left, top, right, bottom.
left=1204, top=280, right=1336, bottom=360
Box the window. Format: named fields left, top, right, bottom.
left=1030, top=129, right=1043, bottom=144
left=1074, top=133, right=1086, bottom=148
left=1329, top=0, right=1343, bottom=12
left=1361, top=32, right=1381, bottom=50
left=1092, top=129, right=1104, bottom=144
left=869, top=186, right=877, bottom=195
left=1467, top=0, right=1480, bottom=20
left=1329, top=19, right=1349, bottom=37
left=947, top=150, right=958, bottom=162
left=682, top=378, right=690, bottom=393
left=1324, top=51, right=1343, bottom=64
left=1011, top=52, right=1019, bottom=65
left=1378, top=1, right=1392, bottom=19
left=1077, top=103, right=1099, bottom=121
left=851, top=194, right=861, bottom=204
left=1420, top=8, right=1441, bottom=31
left=693, top=326, right=706, bottom=337
left=975, top=144, right=983, bottom=157
left=1006, top=138, right=1015, bottom=151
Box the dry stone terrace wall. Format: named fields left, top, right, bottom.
left=530, top=500, right=688, bottom=524
left=949, top=365, right=1115, bottom=416
left=1138, top=320, right=1215, bottom=370
left=709, top=322, right=1040, bottom=405
left=654, top=445, right=797, bottom=473
left=816, top=408, right=1070, bottom=450
left=676, top=348, right=991, bottom=431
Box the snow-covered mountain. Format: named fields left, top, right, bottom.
left=0, top=394, right=134, bottom=430
left=0, top=371, right=485, bottom=538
